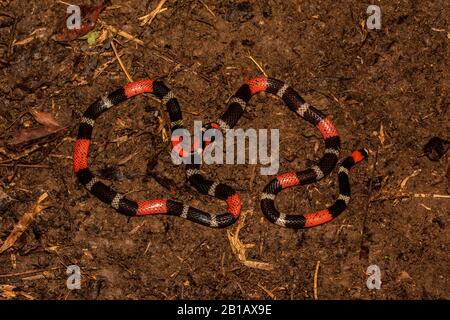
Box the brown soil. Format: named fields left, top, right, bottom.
left=0, top=0, right=449, bottom=300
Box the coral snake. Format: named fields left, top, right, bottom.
left=73, top=76, right=368, bottom=229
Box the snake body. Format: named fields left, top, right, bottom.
left=189, top=76, right=368, bottom=228
left=73, top=77, right=367, bottom=228
left=73, top=79, right=241, bottom=227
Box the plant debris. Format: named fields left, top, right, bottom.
left=0, top=192, right=49, bottom=254
left=6, top=108, right=64, bottom=148
left=53, top=1, right=107, bottom=42
left=0, top=284, right=35, bottom=300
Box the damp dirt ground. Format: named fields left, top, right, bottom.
left=0, top=0, right=449, bottom=300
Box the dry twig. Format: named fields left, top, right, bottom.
left=226, top=207, right=273, bottom=271
left=0, top=192, right=49, bottom=254
left=138, top=0, right=167, bottom=26
left=313, top=260, right=320, bottom=300
left=111, top=39, right=133, bottom=82
left=247, top=55, right=267, bottom=76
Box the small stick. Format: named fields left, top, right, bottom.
left=111, top=40, right=133, bottom=82
left=183, top=110, right=200, bottom=116
left=370, top=191, right=450, bottom=201
left=7, top=16, right=17, bottom=60
left=0, top=144, right=43, bottom=165
left=0, top=163, right=51, bottom=168
left=0, top=267, right=62, bottom=279
left=313, top=260, right=320, bottom=300
left=138, top=0, right=167, bottom=26
left=257, top=283, right=276, bottom=299
left=359, top=149, right=378, bottom=260
left=100, top=21, right=144, bottom=46
left=0, top=109, right=29, bottom=137
left=0, top=192, right=49, bottom=254
left=413, top=193, right=450, bottom=199
left=247, top=55, right=267, bottom=76
left=221, top=252, right=226, bottom=276
left=57, top=1, right=73, bottom=5
left=198, top=0, right=216, bottom=17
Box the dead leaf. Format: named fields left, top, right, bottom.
left=0, top=192, right=49, bottom=254
left=28, top=108, right=61, bottom=128
left=0, top=284, right=35, bottom=300
left=396, top=271, right=413, bottom=282
left=7, top=107, right=64, bottom=147
left=7, top=126, right=63, bottom=146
